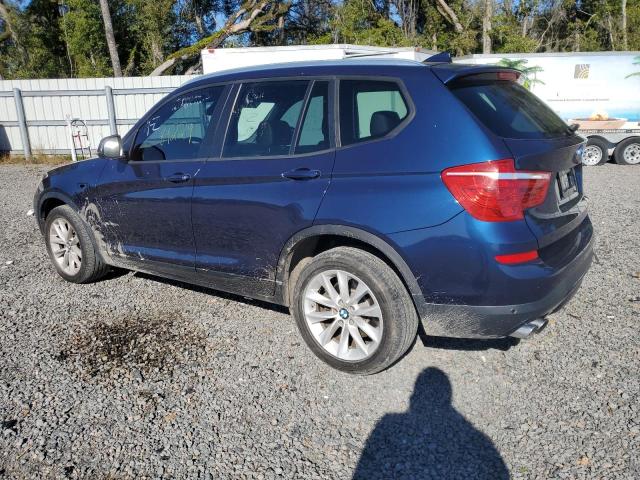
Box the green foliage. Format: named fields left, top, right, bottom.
left=1, top=0, right=639, bottom=79
left=321, top=0, right=409, bottom=47
left=64, top=0, right=112, bottom=77
left=127, top=0, right=180, bottom=72
left=626, top=56, right=640, bottom=79
left=498, top=58, right=545, bottom=90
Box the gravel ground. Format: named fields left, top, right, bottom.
left=0, top=163, right=638, bottom=480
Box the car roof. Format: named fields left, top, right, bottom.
left=175, top=58, right=428, bottom=93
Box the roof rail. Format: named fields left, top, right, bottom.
left=424, top=52, right=452, bottom=64
left=343, top=51, right=399, bottom=59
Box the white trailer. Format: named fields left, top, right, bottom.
left=457, top=52, right=640, bottom=165
left=201, top=44, right=433, bottom=74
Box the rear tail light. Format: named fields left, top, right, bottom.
left=441, top=159, right=551, bottom=222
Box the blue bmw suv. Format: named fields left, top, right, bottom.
left=34, top=58, right=593, bottom=374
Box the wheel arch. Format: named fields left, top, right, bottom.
left=585, top=135, right=614, bottom=147
left=276, top=225, right=426, bottom=316
left=37, top=191, right=80, bottom=231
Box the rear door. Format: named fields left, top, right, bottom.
left=448, top=76, right=589, bottom=249
left=191, top=79, right=335, bottom=297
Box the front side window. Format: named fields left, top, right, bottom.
left=339, top=80, right=409, bottom=146
left=223, top=80, right=309, bottom=158
left=131, top=86, right=224, bottom=161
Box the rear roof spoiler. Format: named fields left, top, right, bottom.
left=430, top=64, right=521, bottom=84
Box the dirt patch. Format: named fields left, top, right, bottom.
left=64, top=313, right=207, bottom=380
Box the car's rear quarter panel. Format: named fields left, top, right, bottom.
left=315, top=68, right=513, bottom=234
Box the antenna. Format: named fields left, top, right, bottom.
left=424, top=52, right=452, bottom=64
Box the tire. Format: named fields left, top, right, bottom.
left=290, top=247, right=419, bottom=375
left=582, top=138, right=609, bottom=166
left=613, top=137, right=640, bottom=165
left=44, top=205, right=110, bottom=283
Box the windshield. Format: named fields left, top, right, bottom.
left=449, top=80, right=570, bottom=139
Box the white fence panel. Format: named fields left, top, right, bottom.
left=0, top=75, right=198, bottom=156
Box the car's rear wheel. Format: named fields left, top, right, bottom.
left=290, top=247, right=418, bottom=375
left=582, top=138, right=608, bottom=166
left=614, top=138, right=640, bottom=165
left=45, top=205, right=109, bottom=283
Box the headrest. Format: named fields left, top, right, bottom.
left=257, top=119, right=291, bottom=146
left=370, top=111, right=401, bottom=137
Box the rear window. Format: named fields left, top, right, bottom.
left=449, top=80, right=569, bottom=139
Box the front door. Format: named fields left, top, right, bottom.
left=192, top=79, right=335, bottom=297
left=91, top=85, right=228, bottom=270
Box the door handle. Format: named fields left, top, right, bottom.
left=282, top=168, right=321, bottom=180
left=166, top=173, right=191, bottom=183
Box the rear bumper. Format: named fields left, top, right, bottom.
left=420, top=270, right=587, bottom=338
left=413, top=219, right=594, bottom=339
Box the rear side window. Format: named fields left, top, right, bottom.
left=449, top=80, right=569, bottom=139
left=223, top=80, right=309, bottom=158
left=339, top=80, right=408, bottom=146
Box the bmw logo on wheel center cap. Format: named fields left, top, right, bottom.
left=339, top=308, right=349, bottom=320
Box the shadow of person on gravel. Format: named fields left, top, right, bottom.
left=353, top=367, right=509, bottom=480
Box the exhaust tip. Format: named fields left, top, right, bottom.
left=510, top=318, right=548, bottom=339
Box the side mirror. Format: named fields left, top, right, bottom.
left=97, top=134, right=124, bottom=159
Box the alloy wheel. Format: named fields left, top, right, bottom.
left=49, top=218, right=82, bottom=276
left=303, top=269, right=383, bottom=361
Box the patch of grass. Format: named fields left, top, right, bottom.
left=0, top=151, right=72, bottom=165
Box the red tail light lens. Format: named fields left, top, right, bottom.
left=495, top=250, right=539, bottom=265
left=441, top=159, right=551, bottom=222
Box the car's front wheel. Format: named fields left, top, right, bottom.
left=291, top=247, right=418, bottom=375
left=45, top=205, right=109, bottom=283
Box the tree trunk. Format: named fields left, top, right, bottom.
left=277, top=15, right=285, bottom=44
left=482, top=0, right=492, bottom=54
left=607, top=15, right=616, bottom=50
left=149, top=0, right=273, bottom=76
left=435, top=0, right=463, bottom=33
left=98, top=0, right=122, bottom=77
left=622, top=0, right=628, bottom=50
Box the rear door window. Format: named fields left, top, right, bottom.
left=296, top=81, right=330, bottom=154
left=223, top=80, right=309, bottom=158
left=339, top=80, right=409, bottom=146
left=449, top=80, right=569, bottom=139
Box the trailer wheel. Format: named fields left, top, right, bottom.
left=613, top=138, right=640, bottom=165
left=582, top=138, right=608, bottom=166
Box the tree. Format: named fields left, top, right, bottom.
left=498, top=58, right=545, bottom=90
left=482, top=0, right=492, bottom=54
left=435, top=0, right=464, bottom=33
left=150, top=0, right=289, bottom=76
left=99, top=0, right=122, bottom=76
left=625, top=56, right=640, bottom=78
left=311, top=0, right=407, bottom=47
left=622, top=0, right=628, bottom=50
